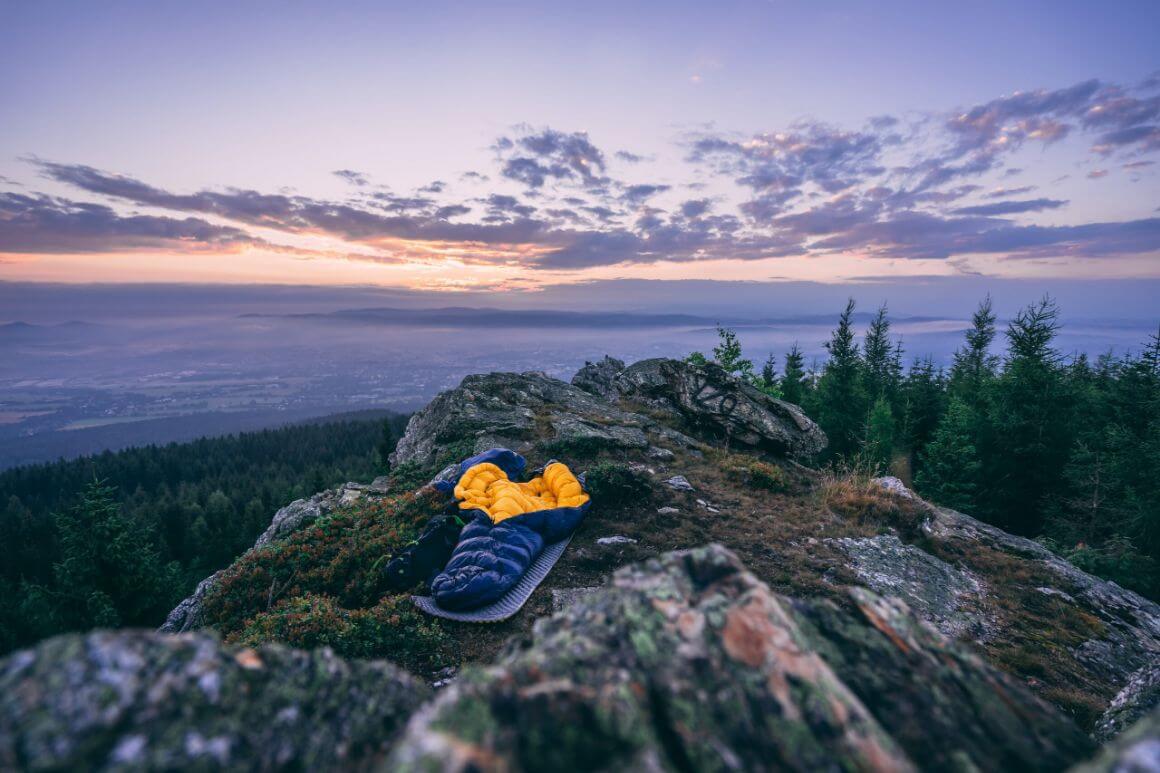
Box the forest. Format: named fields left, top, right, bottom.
left=0, top=412, right=405, bottom=655
left=694, top=296, right=1160, bottom=600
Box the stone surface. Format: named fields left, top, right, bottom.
left=596, top=535, right=638, bottom=545
left=828, top=534, right=989, bottom=640
left=665, top=474, right=695, bottom=491
left=611, top=358, right=828, bottom=457
left=874, top=477, right=1160, bottom=714
left=570, top=355, right=626, bottom=401
left=549, top=586, right=601, bottom=613
left=390, top=369, right=696, bottom=470
left=386, top=545, right=1092, bottom=772
left=0, top=630, right=428, bottom=771
left=1072, top=707, right=1160, bottom=773
left=1095, top=663, right=1160, bottom=743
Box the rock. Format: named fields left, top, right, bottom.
left=570, top=355, right=625, bottom=401
left=656, top=506, right=680, bottom=514
left=386, top=545, right=1092, bottom=771
left=254, top=483, right=368, bottom=549
left=793, top=587, right=1095, bottom=770
left=390, top=369, right=695, bottom=470
left=610, top=358, right=828, bottom=457
left=0, top=630, right=428, bottom=771
left=665, top=474, right=695, bottom=491
left=595, top=535, right=637, bottom=545
left=827, top=534, right=990, bottom=641
left=646, top=445, right=675, bottom=460
left=160, top=482, right=377, bottom=634
left=872, top=475, right=915, bottom=499
left=1072, top=707, right=1160, bottom=772
left=875, top=476, right=1160, bottom=704
left=550, top=587, right=600, bottom=613
left=1095, top=664, right=1160, bottom=743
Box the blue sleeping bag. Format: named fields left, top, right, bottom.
left=430, top=450, right=589, bottom=611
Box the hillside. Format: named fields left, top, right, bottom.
left=2, top=357, right=1158, bottom=770
left=0, top=411, right=404, bottom=655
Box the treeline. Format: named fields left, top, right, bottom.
left=0, top=413, right=406, bottom=654
left=698, top=297, right=1160, bottom=599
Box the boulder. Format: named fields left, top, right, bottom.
left=386, top=544, right=1092, bottom=771
left=390, top=369, right=696, bottom=470
left=827, top=534, right=990, bottom=641
left=1095, top=663, right=1160, bottom=743
left=610, top=358, right=827, bottom=457
left=0, top=630, right=428, bottom=771
left=1071, top=707, right=1160, bottom=773
left=570, top=355, right=625, bottom=401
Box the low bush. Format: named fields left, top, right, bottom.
left=232, top=592, right=455, bottom=671
left=820, top=472, right=929, bottom=539
left=727, top=459, right=788, bottom=492
left=584, top=462, right=651, bottom=508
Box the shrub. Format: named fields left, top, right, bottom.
left=727, top=460, right=788, bottom=492
left=232, top=592, right=455, bottom=671
left=584, top=462, right=651, bottom=508
left=820, top=472, right=929, bottom=539
left=199, top=490, right=441, bottom=636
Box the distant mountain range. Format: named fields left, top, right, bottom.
left=238, top=306, right=946, bottom=329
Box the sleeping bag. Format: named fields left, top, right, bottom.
left=430, top=454, right=590, bottom=611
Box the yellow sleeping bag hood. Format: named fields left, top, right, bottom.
left=454, top=461, right=589, bottom=523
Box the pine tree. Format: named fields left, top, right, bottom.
left=713, top=326, right=754, bottom=381
left=815, top=299, right=868, bottom=459
left=916, top=397, right=982, bottom=514
left=45, top=479, right=179, bottom=632
left=863, top=397, right=895, bottom=474
left=984, top=296, right=1071, bottom=534
left=761, top=354, right=776, bottom=389
left=949, top=294, right=999, bottom=404
left=780, top=343, right=807, bottom=406
left=863, top=304, right=897, bottom=401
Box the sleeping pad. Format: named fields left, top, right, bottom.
left=430, top=452, right=590, bottom=611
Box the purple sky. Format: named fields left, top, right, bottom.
left=1, top=1, right=1158, bottom=312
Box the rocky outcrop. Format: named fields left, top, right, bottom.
left=159, top=482, right=382, bottom=633
left=394, top=357, right=825, bottom=472
left=606, top=358, right=827, bottom=457
left=570, top=355, right=625, bottom=401
left=1094, top=664, right=1160, bottom=743
left=390, top=368, right=698, bottom=470
left=0, top=630, right=427, bottom=771
left=827, top=534, right=990, bottom=641
left=387, top=544, right=1092, bottom=771
left=870, top=477, right=1160, bottom=722
left=1072, top=707, right=1160, bottom=772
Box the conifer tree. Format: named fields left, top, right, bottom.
left=713, top=326, right=754, bottom=381
left=915, top=397, right=982, bottom=513
left=780, top=343, right=807, bottom=406
left=984, top=295, right=1071, bottom=534
left=863, top=397, right=895, bottom=474
left=863, top=303, right=896, bottom=401
left=44, top=479, right=179, bottom=632
left=949, top=294, right=999, bottom=402
left=815, top=299, right=868, bottom=459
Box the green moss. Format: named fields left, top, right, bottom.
left=232, top=593, right=456, bottom=672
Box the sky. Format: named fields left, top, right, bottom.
left=1, top=0, right=1158, bottom=309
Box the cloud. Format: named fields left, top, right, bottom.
left=950, top=198, right=1067, bottom=216
left=680, top=199, right=711, bottom=218
left=496, top=127, right=608, bottom=190
left=622, top=183, right=671, bottom=204
left=333, top=169, right=369, bottom=186
left=1087, top=169, right=1109, bottom=179
left=0, top=192, right=264, bottom=254
left=615, top=150, right=646, bottom=163
left=984, top=185, right=1036, bottom=198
